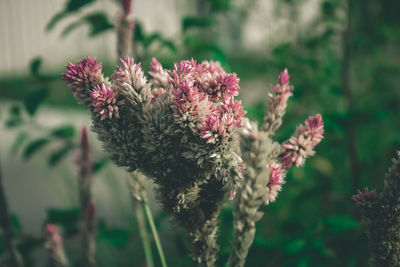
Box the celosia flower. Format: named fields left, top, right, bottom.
left=172, top=80, right=211, bottom=128
left=352, top=187, right=377, bottom=206
left=91, top=84, right=123, bottom=120
left=281, top=114, right=324, bottom=168
left=112, top=57, right=147, bottom=93
left=278, top=68, right=290, bottom=86
left=149, top=58, right=170, bottom=88
left=62, top=57, right=103, bottom=105
left=265, top=163, right=285, bottom=205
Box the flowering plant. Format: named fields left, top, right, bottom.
left=63, top=57, right=323, bottom=266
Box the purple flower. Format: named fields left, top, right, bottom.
left=278, top=68, right=290, bottom=86
left=62, top=57, right=103, bottom=105
left=352, top=187, right=377, bottom=206
left=91, top=84, right=123, bottom=120
left=281, top=114, right=324, bottom=168
left=149, top=58, right=170, bottom=88
left=112, top=57, right=147, bottom=92
left=265, top=163, right=285, bottom=205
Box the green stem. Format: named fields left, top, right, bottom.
left=135, top=203, right=154, bottom=267
left=143, top=202, right=167, bottom=267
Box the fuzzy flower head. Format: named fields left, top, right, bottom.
left=112, top=57, right=148, bottom=95
left=267, top=69, right=294, bottom=115
left=62, top=57, right=103, bottom=105
left=281, top=114, right=324, bottom=168
left=265, top=163, right=286, bottom=205
left=91, top=84, right=123, bottom=120
left=149, top=58, right=170, bottom=88
left=352, top=187, right=377, bottom=206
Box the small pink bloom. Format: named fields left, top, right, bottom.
left=91, top=84, right=123, bottom=120
left=278, top=68, right=290, bottom=86
left=265, top=163, right=285, bottom=205
left=112, top=57, right=147, bottom=91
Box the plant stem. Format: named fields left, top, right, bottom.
left=143, top=202, right=167, bottom=267
left=134, top=202, right=154, bottom=267
left=0, top=141, right=23, bottom=267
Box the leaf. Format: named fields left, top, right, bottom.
left=30, top=57, right=42, bottom=77
left=46, top=11, right=67, bottom=31
left=66, top=0, right=95, bottom=12
left=61, top=20, right=84, bottom=38
left=84, top=13, right=113, bottom=37
left=46, top=208, right=80, bottom=237
left=134, top=22, right=144, bottom=42
left=23, top=138, right=50, bottom=159
left=48, top=143, right=74, bottom=167
left=5, top=105, right=23, bottom=128
left=98, top=220, right=131, bottom=248
left=92, top=156, right=110, bottom=173
left=24, top=87, right=48, bottom=115
left=322, top=215, right=359, bottom=234
left=182, top=16, right=217, bottom=31
left=51, top=125, right=76, bottom=139
left=10, top=131, right=29, bottom=154
left=10, top=214, right=22, bottom=234
left=209, top=0, right=231, bottom=12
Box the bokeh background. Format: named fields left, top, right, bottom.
left=1, top=0, right=400, bottom=266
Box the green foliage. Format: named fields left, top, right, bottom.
left=23, top=87, right=48, bottom=116
left=61, top=12, right=113, bottom=38
left=23, top=138, right=50, bottom=159
left=182, top=16, right=217, bottom=31
left=97, top=220, right=131, bottom=248
left=48, top=143, right=74, bottom=166
left=51, top=125, right=76, bottom=139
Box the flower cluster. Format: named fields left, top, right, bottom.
left=62, top=57, right=104, bottom=106
left=91, top=84, right=124, bottom=120
left=281, top=114, right=324, bottom=168
left=266, top=163, right=286, bottom=205
left=64, top=56, right=246, bottom=265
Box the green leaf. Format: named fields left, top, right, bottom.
left=322, top=215, right=359, bottom=234
left=48, top=143, right=74, bottom=167
left=23, top=138, right=50, bottom=159
left=5, top=105, right=23, bottom=128
left=46, top=11, right=67, bottom=31
left=84, top=13, right=113, bottom=37
left=10, top=214, right=22, bottom=234
left=61, top=20, right=84, bottom=38
left=30, top=57, right=42, bottom=77
left=209, top=0, right=231, bottom=12
left=10, top=131, right=29, bottom=154
left=134, top=22, right=144, bottom=42
left=92, top=156, right=110, bottom=173
left=51, top=125, right=76, bottom=139
left=182, top=16, right=217, bottom=31
left=66, top=0, right=95, bottom=12
left=98, top=220, right=131, bottom=248
left=24, top=87, right=48, bottom=115
left=47, top=208, right=80, bottom=237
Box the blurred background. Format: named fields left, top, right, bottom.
left=1, top=0, right=400, bottom=266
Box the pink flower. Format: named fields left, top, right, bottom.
left=149, top=58, right=170, bottom=88
left=62, top=57, right=103, bottom=105
left=281, top=114, right=324, bottom=168
left=265, top=163, right=285, bottom=205
left=172, top=80, right=212, bottom=126
left=45, top=224, right=63, bottom=249
left=352, top=187, right=377, bottom=206
left=122, top=0, right=131, bottom=14
left=112, top=57, right=147, bottom=92
left=91, top=84, right=124, bottom=120
left=278, top=68, right=290, bottom=86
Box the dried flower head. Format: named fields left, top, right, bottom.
left=352, top=187, right=377, bottom=206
